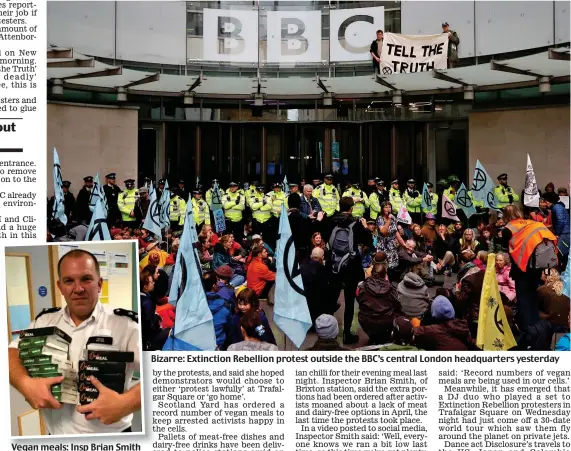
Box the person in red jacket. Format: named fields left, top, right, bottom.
left=246, top=245, right=276, bottom=299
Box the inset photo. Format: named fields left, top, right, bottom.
left=6, top=241, right=144, bottom=437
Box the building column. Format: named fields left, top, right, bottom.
left=391, top=124, right=397, bottom=178
left=261, top=125, right=267, bottom=185
left=195, top=124, right=201, bottom=179
left=324, top=127, right=331, bottom=173
left=426, top=123, right=436, bottom=186
left=359, top=124, right=363, bottom=184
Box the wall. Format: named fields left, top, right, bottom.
left=47, top=103, right=138, bottom=196
left=469, top=106, right=570, bottom=196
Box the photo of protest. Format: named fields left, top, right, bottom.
left=6, top=242, right=143, bottom=436
left=45, top=2, right=569, bottom=351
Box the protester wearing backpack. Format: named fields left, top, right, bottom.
left=503, top=205, right=557, bottom=330
left=329, top=197, right=374, bottom=344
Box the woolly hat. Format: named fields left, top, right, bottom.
left=431, top=295, right=455, bottom=320
left=315, top=314, right=339, bottom=340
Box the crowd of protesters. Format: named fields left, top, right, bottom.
left=48, top=171, right=570, bottom=351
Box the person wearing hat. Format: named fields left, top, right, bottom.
left=342, top=182, right=369, bottom=220
left=443, top=175, right=460, bottom=202
left=541, top=191, right=570, bottom=269
left=403, top=179, right=422, bottom=224
left=442, top=22, right=460, bottom=69
left=74, top=176, right=95, bottom=224
left=494, top=173, right=520, bottom=209
left=378, top=317, right=418, bottom=351
left=308, top=314, right=347, bottom=351
left=312, top=176, right=322, bottom=189
left=176, top=180, right=189, bottom=203
left=103, top=173, right=122, bottom=227
left=61, top=180, right=75, bottom=220
left=118, top=179, right=139, bottom=228
left=314, top=174, right=340, bottom=218
left=366, top=177, right=377, bottom=196
left=268, top=182, right=286, bottom=219
left=368, top=180, right=388, bottom=221
left=134, top=186, right=150, bottom=227
left=156, top=179, right=166, bottom=200
left=223, top=182, right=245, bottom=239
left=168, top=185, right=187, bottom=232
left=192, top=186, right=210, bottom=233
left=245, top=181, right=259, bottom=209
left=389, top=179, right=403, bottom=215
left=420, top=212, right=438, bottom=247
left=284, top=181, right=300, bottom=209
left=421, top=182, right=438, bottom=215
left=206, top=179, right=221, bottom=209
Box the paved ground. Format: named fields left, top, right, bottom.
left=263, top=274, right=456, bottom=351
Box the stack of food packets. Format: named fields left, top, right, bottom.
left=78, top=343, right=134, bottom=405
left=18, top=327, right=78, bottom=404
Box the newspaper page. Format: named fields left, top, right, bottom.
left=0, top=1, right=570, bottom=451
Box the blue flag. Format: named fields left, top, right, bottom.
left=89, top=173, right=108, bottom=218
left=282, top=175, right=290, bottom=195
left=159, top=180, right=170, bottom=230
left=164, top=200, right=215, bottom=351
left=454, top=183, right=477, bottom=218
left=143, top=184, right=162, bottom=238
left=471, top=160, right=500, bottom=211
left=86, top=199, right=111, bottom=241
left=51, top=148, right=67, bottom=225
left=211, top=181, right=226, bottom=234
left=421, top=183, right=432, bottom=211
left=273, top=203, right=312, bottom=348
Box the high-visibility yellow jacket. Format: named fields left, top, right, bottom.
left=246, top=186, right=257, bottom=205
left=468, top=191, right=485, bottom=209
left=403, top=189, right=422, bottom=214
left=342, top=187, right=369, bottom=218
left=368, top=191, right=383, bottom=220
left=422, top=192, right=438, bottom=215
left=169, top=195, right=186, bottom=225
left=314, top=183, right=340, bottom=216
left=443, top=187, right=456, bottom=202
left=250, top=192, right=272, bottom=223
left=269, top=191, right=286, bottom=217
left=192, top=198, right=210, bottom=226
left=494, top=184, right=520, bottom=209
left=389, top=188, right=403, bottom=214
left=223, top=191, right=245, bottom=222
left=118, top=188, right=138, bottom=222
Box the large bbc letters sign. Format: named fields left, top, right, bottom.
left=202, top=7, right=383, bottom=63
left=267, top=10, right=322, bottom=63
left=329, top=7, right=384, bottom=62
left=203, top=8, right=259, bottom=63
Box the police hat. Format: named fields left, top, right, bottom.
left=62, top=181, right=71, bottom=188
left=353, top=182, right=360, bottom=188
left=407, top=179, right=415, bottom=184
left=158, top=179, right=166, bottom=185
left=211, top=179, right=219, bottom=184
left=374, top=177, right=381, bottom=183
left=83, top=176, right=93, bottom=183
left=324, top=174, right=333, bottom=179
left=192, top=189, right=201, bottom=195
left=106, top=173, right=116, bottom=179
left=145, top=177, right=152, bottom=182
left=289, top=181, right=299, bottom=187
left=178, top=180, right=185, bottom=185
left=391, top=179, right=399, bottom=185
left=426, top=182, right=434, bottom=188
left=442, top=22, right=449, bottom=27
left=448, top=175, right=460, bottom=183
left=376, top=180, right=385, bottom=186
left=124, top=179, right=135, bottom=184
left=497, top=173, right=508, bottom=180
left=256, top=185, right=265, bottom=191
left=273, top=182, right=282, bottom=188
left=228, top=182, right=239, bottom=187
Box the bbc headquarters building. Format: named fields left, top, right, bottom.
left=47, top=1, right=570, bottom=196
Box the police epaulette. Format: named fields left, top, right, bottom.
left=35, top=307, right=61, bottom=320
left=114, top=308, right=138, bottom=323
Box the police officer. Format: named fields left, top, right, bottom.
left=74, top=176, right=95, bottom=224
left=421, top=182, right=438, bottom=216
left=176, top=180, right=189, bottom=202
left=369, top=180, right=387, bottom=220
left=443, top=175, right=460, bottom=202
left=156, top=179, right=166, bottom=200
left=250, top=184, right=273, bottom=239
left=206, top=179, right=219, bottom=208
left=192, top=186, right=210, bottom=234
left=61, top=181, right=75, bottom=220
left=268, top=182, right=286, bottom=248
left=389, top=179, right=403, bottom=215
left=8, top=249, right=141, bottom=435
left=169, top=186, right=187, bottom=232
left=314, top=174, right=340, bottom=240
left=103, top=173, right=122, bottom=227
left=312, top=176, right=322, bottom=189
left=494, top=173, right=520, bottom=209
left=134, top=186, right=150, bottom=227
left=223, top=182, right=245, bottom=239
left=118, top=179, right=139, bottom=229
left=285, top=181, right=300, bottom=209
left=342, top=182, right=369, bottom=219
left=403, top=179, right=422, bottom=224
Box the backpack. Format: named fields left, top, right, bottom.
left=329, top=222, right=356, bottom=274
left=531, top=239, right=558, bottom=269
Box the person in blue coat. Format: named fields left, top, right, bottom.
left=202, top=271, right=231, bottom=349
left=223, top=287, right=276, bottom=349
left=542, top=192, right=570, bottom=270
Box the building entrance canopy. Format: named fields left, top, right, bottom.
left=48, top=47, right=570, bottom=101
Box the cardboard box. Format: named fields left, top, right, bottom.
left=20, top=327, right=71, bottom=343
left=19, top=345, right=68, bottom=360
left=78, top=380, right=124, bottom=394
left=20, top=355, right=69, bottom=368
left=78, top=371, right=125, bottom=385
left=84, top=350, right=134, bottom=363
left=19, top=336, right=69, bottom=352
left=78, top=360, right=126, bottom=374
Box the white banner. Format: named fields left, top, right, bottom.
left=330, top=6, right=384, bottom=62
left=267, top=10, right=322, bottom=63
left=380, top=32, right=448, bottom=74
left=202, top=8, right=259, bottom=63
